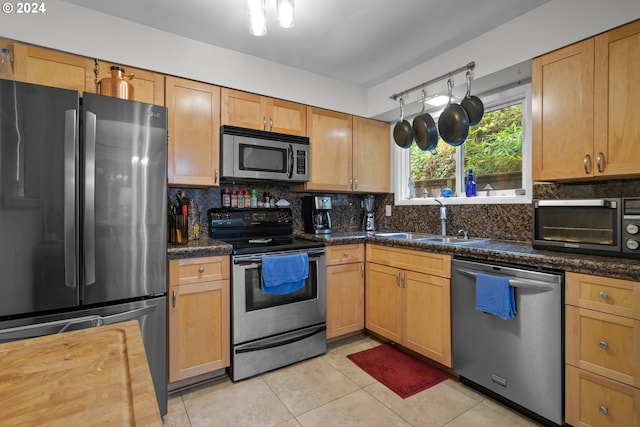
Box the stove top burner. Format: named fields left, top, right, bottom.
left=208, top=207, right=324, bottom=255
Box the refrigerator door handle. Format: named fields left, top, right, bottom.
left=99, top=305, right=156, bottom=325
left=0, top=315, right=102, bottom=342
left=64, top=109, right=78, bottom=289
left=84, top=111, right=97, bottom=286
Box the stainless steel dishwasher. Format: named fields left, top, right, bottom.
left=451, top=258, right=564, bottom=426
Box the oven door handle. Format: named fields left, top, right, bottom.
left=235, top=325, right=326, bottom=354
left=233, top=249, right=326, bottom=264
left=455, top=268, right=557, bottom=291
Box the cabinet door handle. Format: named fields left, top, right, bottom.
left=263, top=116, right=267, bottom=131
left=596, top=152, right=604, bottom=173
left=395, top=272, right=400, bottom=287
left=401, top=272, right=406, bottom=288
left=199, top=267, right=205, bottom=273
left=599, top=406, right=608, bottom=415
left=215, top=169, right=219, bottom=184
left=269, top=117, right=273, bottom=132
left=599, top=291, right=608, bottom=300
left=172, top=290, right=177, bottom=308
left=354, top=178, right=358, bottom=190
left=361, top=265, right=364, bottom=278
left=349, top=178, right=353, bottom=190
left=599, top=341, right=609, bottom=349
left=583, top=154, right=591, bottom=174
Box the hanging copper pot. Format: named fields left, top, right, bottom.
left=99, top=66, right=134, bottom=100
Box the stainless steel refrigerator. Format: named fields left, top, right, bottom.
left=0, top=79, right=168, bottom=415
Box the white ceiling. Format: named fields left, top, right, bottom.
left=60, top=0, right=550, bottom=88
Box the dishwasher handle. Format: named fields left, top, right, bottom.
left=454, top=267, right=557, bottom=291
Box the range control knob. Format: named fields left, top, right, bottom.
left=626, top=239, right=640, bottom=251
left=626, top=223, right=639, bottom=235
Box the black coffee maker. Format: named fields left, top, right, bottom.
left=302, top=196, right=332, bottom=234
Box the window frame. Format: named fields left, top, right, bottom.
left=392, top=83, right=532, bottom=206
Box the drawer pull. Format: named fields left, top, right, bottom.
left=343, top=252, right=349, bottom=257
left=599, top=341, right=609, bottom=349
left=599, top=406, right=608, bottom=415
left=199, top=267, right=205, bottom=273
left=599, top=291, right=608, bottom=300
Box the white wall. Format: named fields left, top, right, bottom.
left=1, top=0, right=639, bottom=119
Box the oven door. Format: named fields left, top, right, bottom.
left=231, top=248, right=326, bottom=345
left=533, top=199, right=621, bottom=255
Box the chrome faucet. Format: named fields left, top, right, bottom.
left=435, top=199, right=447, bottom=236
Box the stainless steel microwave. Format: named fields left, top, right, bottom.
left=220, top=125, right=310, bottom=183
left=533, top=198, right=640, bottom=258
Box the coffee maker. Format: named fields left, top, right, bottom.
left=302, top=196, right=332, bottom=234
left=363, top=195, right=375, bottom=232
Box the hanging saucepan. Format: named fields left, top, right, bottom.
left=393, top=97, right=414, bottom=149
left=438, top=77, right=469, bottom=147
left=412, top=89, right=438, bottom=154
left=460, top=69, right=484, bottom=126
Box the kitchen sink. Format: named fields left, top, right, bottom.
left=419, top=236, right=488, bottom=244
left=371, top=232, right=487, bottom=245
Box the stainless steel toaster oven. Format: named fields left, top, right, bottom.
left=533, top=198, right=640, bottom=258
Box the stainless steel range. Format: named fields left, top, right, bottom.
left=209, top=208, right=326, bottom=381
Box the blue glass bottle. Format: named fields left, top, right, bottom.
left=465, top=169, right=476, bottom=197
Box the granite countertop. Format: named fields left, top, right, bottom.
left=167, top=236, right=233, bottom=259
left=296, top=231, right=640, bottom=282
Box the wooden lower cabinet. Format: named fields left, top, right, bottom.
left=325, top=244, right=365, bottom=339
left=168, top=256, right=230, bottom=383
left=565, top=271, right=640, bottom=426
left=365, top=245, right=452, bottom=367
left=566, top=365, right=640, bottom=427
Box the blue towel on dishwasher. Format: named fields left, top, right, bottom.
left=475, top=273, right=516, bottom=320
left=261, top=253, right=309, bottom=295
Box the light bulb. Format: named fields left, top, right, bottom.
left=249, top=13, right=267, bottom=36
left=277, top=0, right=295, bottom=28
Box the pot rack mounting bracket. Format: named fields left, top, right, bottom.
left=390, top=61, right=475, bottom=101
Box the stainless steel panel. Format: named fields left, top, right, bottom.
left=232, top=324, right=326, bottom=381
left=0, top=80, right=79, bottom=316
left=451, top=259, right=563, bottom=425
left=81, top=93, right=167, bottom=304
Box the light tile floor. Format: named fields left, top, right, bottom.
left=163, top=335, right=542, bottom=427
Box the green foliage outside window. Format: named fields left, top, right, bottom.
left=410, top=104, right=522, bottom=181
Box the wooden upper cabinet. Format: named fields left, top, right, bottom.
left=532, top=38, right=594, bottom=181
left=166, top=76, right=221, bottom=187
left=594, top=19, right=640, bottom=178
left=93, top=61, right=164, bottom=105
left=353, top=117, right=390, bottom=193
left=11, top=42, right=94, bottom=93
left=532, top=19, right=640, bottom=181
left=301, top=107, right=353, bottom=192
left=221, top=88, right=306, bottom=136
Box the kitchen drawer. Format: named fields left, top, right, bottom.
left=565, top=364, right=640, bottom=427
left=566, top=272, right=640, bottom=320
left=566, top=305, right=640, bottom=387
left=366, top=244, right=451, bottom=278
left=169, top=256, right=230, bottom=286
left=326, top=244, right=364, bottom=266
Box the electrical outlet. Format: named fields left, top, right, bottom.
left=385, top=205, right=392, bottom=216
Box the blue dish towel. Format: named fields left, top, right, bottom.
left=261, top=253, right=309, bottom=295
left=475, top=273, right=517, bottom=320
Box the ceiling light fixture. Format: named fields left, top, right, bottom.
left=247, top=0, right=295, bottom=37
left=425, top=94, right=450, bottom=106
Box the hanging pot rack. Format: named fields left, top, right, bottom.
left=389, top=61, right=475, bottom=101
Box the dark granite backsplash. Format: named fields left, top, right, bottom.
left=169, top=177, right=640, bottom=243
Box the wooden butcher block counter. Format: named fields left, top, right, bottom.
left=0, top=320, right=161, bottom=426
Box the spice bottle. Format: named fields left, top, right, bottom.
left=237, top=190, right=245, bottom=208
left=222, top=188, right=231, bottom=208
left=231, top=190, right=238, bottom=208
left=250, top=189, right=258, bottom=208
left=244, top=190, right=251, bottom=208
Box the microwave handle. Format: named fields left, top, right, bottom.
left=535, top=199, right=617, bottom=208
left=287, top=144, right=294, bottom=179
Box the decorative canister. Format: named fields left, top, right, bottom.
left=99, top=66, right=134, bottom=100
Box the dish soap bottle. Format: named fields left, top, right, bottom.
left=465, top=169, right=477, bottom=197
